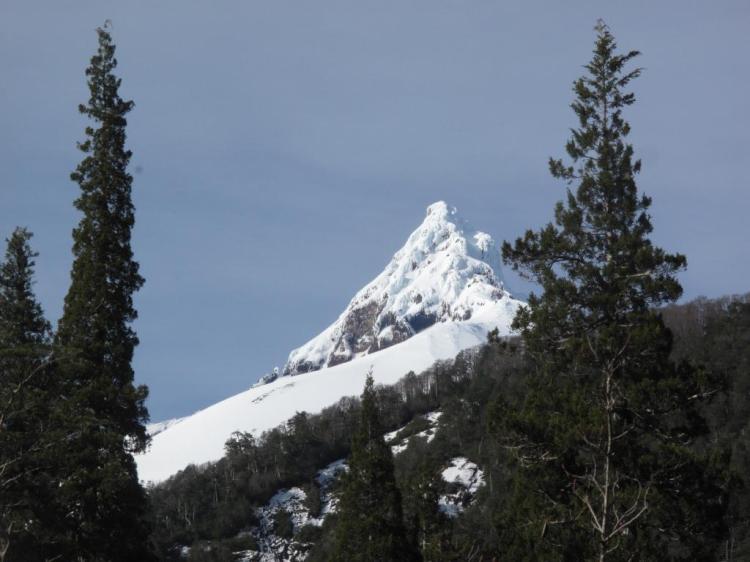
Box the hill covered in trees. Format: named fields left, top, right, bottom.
left=146, top=292, right=750, bottom=561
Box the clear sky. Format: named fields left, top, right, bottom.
left=1, top=1, right=748, bottom=421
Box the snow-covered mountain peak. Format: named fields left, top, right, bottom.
left=397, top=200, right=504, bottom=285
left=283, top=201, right=513, bottom=376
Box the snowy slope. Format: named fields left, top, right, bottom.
left=283, top=201, right=511, bottom=376
left=146, top=417, right=185, bottom=438
left=137, top=310, right=518, bottom=483
left=137, top=201, right=524, bottom=483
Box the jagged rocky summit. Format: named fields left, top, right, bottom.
left=282, top=201, right=511, bottom=378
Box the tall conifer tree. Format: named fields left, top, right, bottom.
left=333, top=375, right=418, bottom=562
left=495, top=21, right=728, bottom=560
left=403, top=465, right=449, bottom=562
left=0, top=228, right=53, bottom=560
left=54, top=23, right=154, bottom=560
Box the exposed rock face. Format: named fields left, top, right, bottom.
left=282, top=201, right=512, bottom=377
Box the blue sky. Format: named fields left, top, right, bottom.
left=1, top=1, right=748, bottom=421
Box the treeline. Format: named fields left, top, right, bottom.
left=664, top=293, right=750, bottom=557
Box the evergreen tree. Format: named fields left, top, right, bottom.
left=53, top=23, right=154, bottom=561
left=403, top=465, right=449, bottom=562
left=0, top=228, right=53, bottom=560
left=333, top=375, right=418, bottom=562
left=495, top=21, right=728, bottom=560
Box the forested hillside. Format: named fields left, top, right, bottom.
left=147, top=293, right=750, bottom=561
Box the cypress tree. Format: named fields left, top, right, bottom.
left=53, top=23, right=154, bottom=560
left=495, top=21, right=729, bottom=560
left=333, top=375, right=418, bottom=562
left=0, top=228, right=54, bottom=560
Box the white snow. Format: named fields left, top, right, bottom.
left=137, top=201, right=524, bottom=483
left=386, top=411, right=443, bottom=456
left=137, top=315, right=515, bottom=483
left=315, top=458, right=347, bottom=496
left=284, top=201, right=516, bottom=375
left=258, top=459, right=346, bottom=531
left=438, top=457, right=485, bottom=518
left=424, top=411, right=443, bottom=426
left=146, top=417, right=186, bottom=438
left=247, top=459, right=347, bottom=561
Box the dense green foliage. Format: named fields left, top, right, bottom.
left=0, top=229, right=54, bottom=560
left=497, top=22, right=729, bottom=561
left=664, top=295, right=750, bottom=559
left=331, top=375, right=416, bottom=561
left=50, top=24, right=154, bottom=561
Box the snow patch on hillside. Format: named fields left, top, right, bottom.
left=386, top=411, right=443, bottom=456
left=439, top=457, right=485, bottom=518
left=246, top=459, right=347, bottom=561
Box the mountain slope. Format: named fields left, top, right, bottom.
left=137, top=202, right=524, bottom=483
left=283, top=201, right=510, bottom=376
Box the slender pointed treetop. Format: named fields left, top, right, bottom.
left=51, top=24, right=154, bottom=561
left=0, top=228, right=50, bottom=348
left=504, top=21, right=686, bottom=354
left=57, top=24, right=146, bottom=436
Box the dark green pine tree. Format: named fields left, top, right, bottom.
left=333, top=375, right=419, bottom=562
left=403, top=465, right=450, bottom=562
left=53, top=24, right=155, bottom=561
left=495, top=21, right=729, bottom=561
left=0, top=228, right=54, bottom=561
